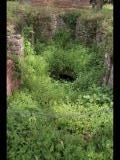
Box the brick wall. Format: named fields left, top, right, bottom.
left=7, top=34, right=24, bottom=57
left=20, top=0, right=90, bottom=8
left=7, top=59, right=21, bottom=96
left=53, top=0, right=90, bottom=8
left=7, top=34, right=24, bottom=96
left=20, top=0, right=53, bottom=5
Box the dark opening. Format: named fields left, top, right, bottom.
left=50, top=68, right=76, bottom=82
left=59, top=73, right=75, bottom=82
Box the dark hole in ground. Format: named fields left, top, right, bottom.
left=50, top=68, right=76, bottom=82
left=59, top=73, right=75, bottom=82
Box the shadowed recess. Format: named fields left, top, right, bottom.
left=50, top=68, right=76, bottom=82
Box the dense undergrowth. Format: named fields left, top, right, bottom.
left=7, top=2, right=113, bottom=160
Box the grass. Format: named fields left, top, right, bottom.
left=7, top=43, right=113, bottom=160
left=7, top=2, right=113, bottom=160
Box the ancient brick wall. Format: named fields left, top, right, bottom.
left=7, top=34, right=24, bottom=96
left=19, top=0, right=90, bottom=8
left=7, top=34, right=24, bottom=56
left=53, top=0, right=90, bottom=8
left=31, top=0, right=52, bottom=6
left=7, top=60, right=21, bottom=96
left=19, top=0, right=53, bottom=5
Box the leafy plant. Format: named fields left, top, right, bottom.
left=60, top=12, right=80, bottom=30
left=53, top=28, right=73, bottom=49
left=7, top=3, right=113, bottom=160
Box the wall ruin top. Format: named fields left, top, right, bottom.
left=19, top=0, right=90, bottom=8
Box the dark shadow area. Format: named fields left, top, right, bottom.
left=59, top=73, right=75, bottom=82
left=50, top=68, right=76, bottom=82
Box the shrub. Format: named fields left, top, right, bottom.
left=34, top=40, right=46, bottom=55
left=44, top=44, right=104, bottom=91
left=60, top=11, right=80, bottom=30
left=53, top=28, right=73, bottom=49
left=7, top=88, right=112, bottom=160
left=7, top=4, right=113, bottom=160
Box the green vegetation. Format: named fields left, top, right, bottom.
left=7, top=2, right=113, bottom=160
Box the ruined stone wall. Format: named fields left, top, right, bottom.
left=7, top=34, right=24, bottom=96
left=53, top=0, right=90, bottom=8
left=31, top=0, right=53, bottom=6
left=7, top=60, right=21, bottom=96
left=27, top=13, right=66, bottom=42
left=76, top=16, right=102, bottom=45
left=75, top=15, right=113, bottom=88
left=19, top=0, right=53, bottom=5
left=7, top=34, right=24, bottom=56
left=19, top=0, right=90, bottom=8
left=7, top=10, right=113, bottom=90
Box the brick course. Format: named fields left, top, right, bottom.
left=19, top=0, right=90, bottom=8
